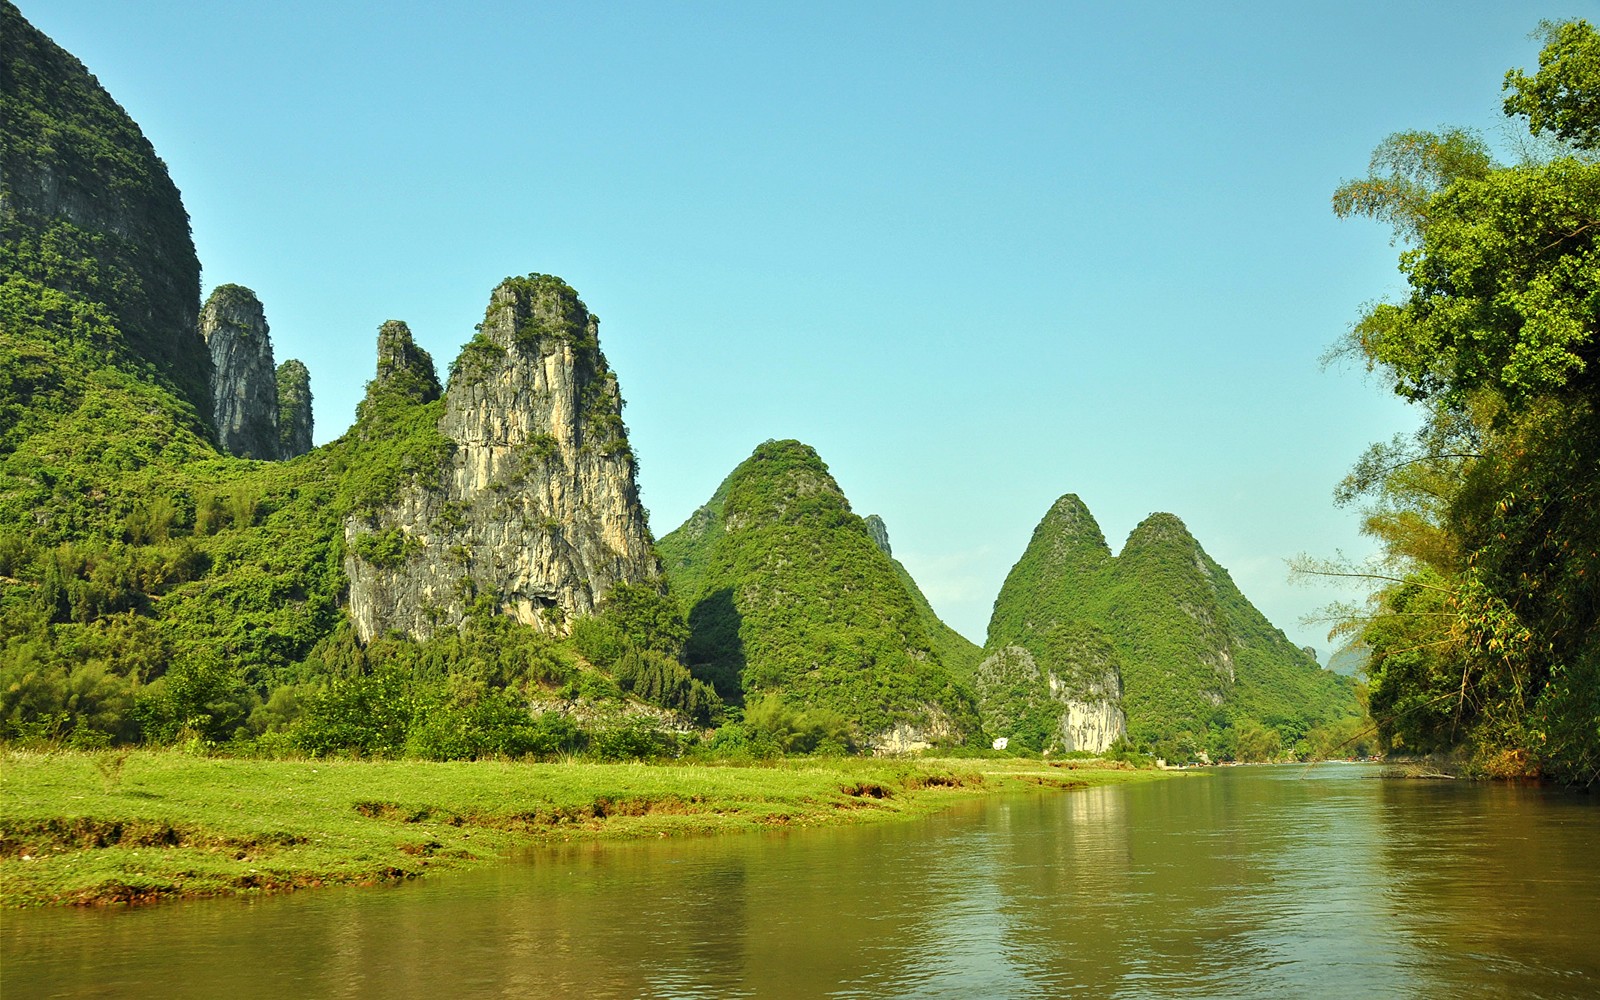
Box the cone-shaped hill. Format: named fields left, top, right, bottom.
left=976, top=495, right=1127, bottom=753
left=658, top=441, right=978, bottom=750
left=987, top=495, right=1359, bottom=758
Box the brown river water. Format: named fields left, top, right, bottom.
left=4, top=763, right=1598, bottom=998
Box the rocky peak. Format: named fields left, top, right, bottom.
left=719, top=440, right=849, bottom=533
left=201, top=284, right=279, bottom=459
left=275, top=359, right=313, bottom=459
left=344, top=275, right=661, bottom=642
left=1122, top=511, right=1196, bottom=552
left=863, top=514, right=892, bottom=556
left=1039, top=493, right=1113, bottom=563
left=1119, top=512, right=1220, bottom=586
left=374, top=320, right=441, bottom=403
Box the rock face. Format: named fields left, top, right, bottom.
left=201, top=285, right=280, bottom=459
left=0, top=4, right=210, bottom=425
left=344, top=275, right=661, bottom=642
left=863, top=514, right=892, bottom=555
left=275, top=359, right=313, bottom=459
left=376, top=319, right=442, bottom=394
left=369, top=320, right=441, bottom=403
left=657, top=440, right=978, bottom=750
left=975, top=639, right=1125, bottom=752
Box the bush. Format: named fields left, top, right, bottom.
left=744, top=694, right=856, bottom=755
left=290, top=670, right=411, bottom=758
left=135, top=652, right=254, bottom=745
left=587, top=717, right=679, bottom=762
left=684, top=721, right=781, bottom=761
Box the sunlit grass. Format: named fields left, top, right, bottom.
left=0, top=750, right=1173, bottom=906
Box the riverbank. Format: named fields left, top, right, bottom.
left=0, top=750, right=1175, bottom=907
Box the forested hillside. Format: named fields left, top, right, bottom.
left=658, top=440, right=978, bottom=750
left=0, top=5, right=689, bottom=757
left=987, top=495, right=1360, bottom=760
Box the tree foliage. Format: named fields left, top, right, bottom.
left=1329, top=19, right=1600, bottom=784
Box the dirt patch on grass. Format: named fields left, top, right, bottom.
left=353, top=795, right=713, bottom=834
left=900, top=771, right=982, bottom=790
left=1013, top=774, right=1089, bottom=789
left=0, top=818, right=306, bottom=858
left=839, top=782, right=893, bottom=799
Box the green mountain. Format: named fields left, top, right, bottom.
left=658, top=441, right=978, bottom=749
left=986, top=494, right=1360, bottom=759
left=1326, top=641, right=1369, bottom=679
left=976, top=495, right=1126, bottom=752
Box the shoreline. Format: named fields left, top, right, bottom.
left=0, top=750, right=1178, bottom=908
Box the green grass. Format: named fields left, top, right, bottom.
left=0, top=750, right=1174, bottom=907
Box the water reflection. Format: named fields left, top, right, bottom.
left=5, top=765, right=1597, bottom=999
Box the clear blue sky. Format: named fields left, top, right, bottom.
left=22, top=1, right=1596, bottom=657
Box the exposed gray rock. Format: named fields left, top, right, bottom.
left=864, top=711, right=957, bottom=755
left=201, top=285, right=279, bottom=459
left=975, top=630, right=1126, bottom=753
left=345, top=275, right=662, bottom=641
left=275, top=359, right=313, bottom=459
left=863, top=513, right=891, bottom=556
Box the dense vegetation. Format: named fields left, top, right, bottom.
left=988, top=495, right=1362, bottom=762
left=1323, top=19, right=1600, bottom=784
left=0, top=9, right=746, bottom=760
left=0, top=5, right=1374, bottom=769
left=657, top=440, right=980, bottom=745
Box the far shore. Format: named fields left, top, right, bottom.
left=0, top=751, right=1179, bottom=908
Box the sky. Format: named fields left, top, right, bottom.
left=21, top=1, right=1598, bottom=658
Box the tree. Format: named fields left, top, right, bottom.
left=1329, top=20, right=1600, bottom=784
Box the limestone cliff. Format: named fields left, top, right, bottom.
left=0, top=2, right=210, bottom=427
left=975, top=633, right=1125, bottom=752
left=344, top=275, right=661, bottom=642
left=201, top=285, right=279, bottom=459
left=364, top=320, right=441, bottom=407
left=275, top=359, right=313, bottom=459
left=863, top=514, right=892, bottom=556
left=376, top=319, right=443, bottom=396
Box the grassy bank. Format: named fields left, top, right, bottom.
left=0, top=751, right=1174, bottom=907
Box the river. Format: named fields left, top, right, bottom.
left=5, top=763, right=1597, bottom=998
